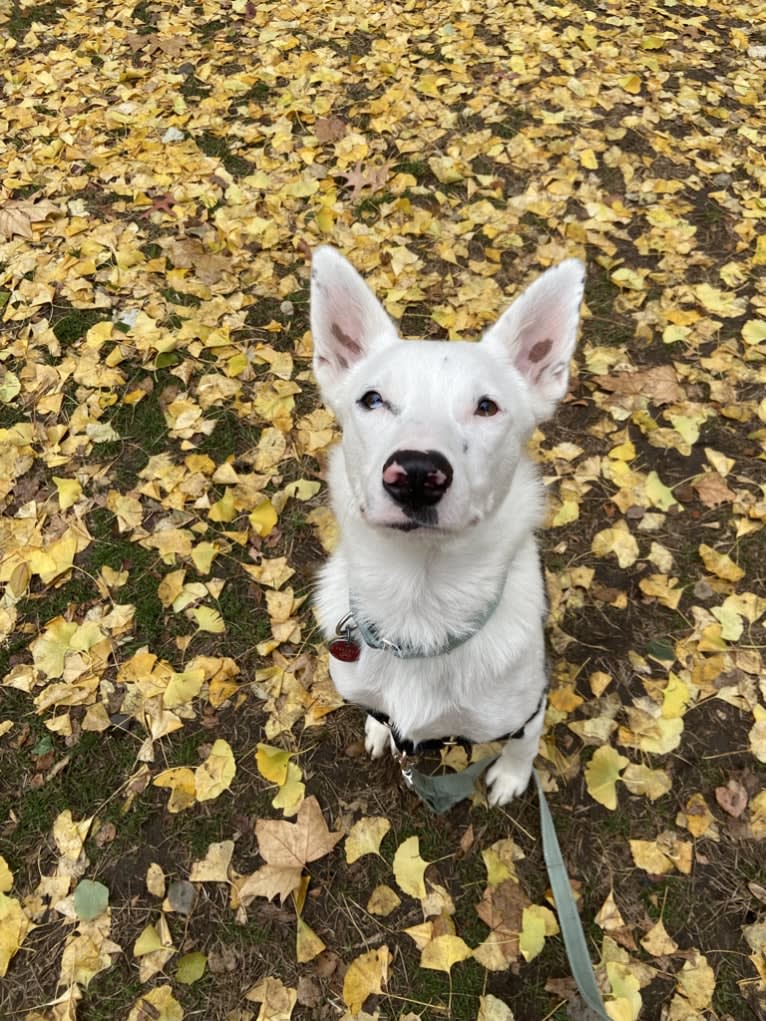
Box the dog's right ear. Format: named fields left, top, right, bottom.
left=311, top=246, right=399, bottom=398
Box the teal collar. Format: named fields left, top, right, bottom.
left=345, top=579, right=506, bottom=659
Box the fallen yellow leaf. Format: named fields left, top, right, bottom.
left=343, top=945, right=390, bottom=1013
left=585, top=745, right=630, bottom=810
left=345, top=816, right=391, bottom=864
left=195, top=739, right=236, bottom=801
left=393, top=835, right=429, bottom=899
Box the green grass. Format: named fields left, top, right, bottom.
left=7, top=0, right=62, bottom=39
left=52, top=308, right=110, bottom=346
left=404, top=957, right=485, bottom=1020
left=0, top=728, right=138, bottom=875
left=97, top=377, right=171, bottom=478
left=194, top=131, right=253, bottom=177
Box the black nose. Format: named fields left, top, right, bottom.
left=382, top=450, right=453, bottom=509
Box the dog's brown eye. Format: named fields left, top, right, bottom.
left=475, top=397, right=499, bottom=417
left=359, top=390, right=384, bottom=410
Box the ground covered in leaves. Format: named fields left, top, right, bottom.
left=1, top=0, right=765, bottom=1019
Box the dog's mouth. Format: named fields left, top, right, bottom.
left=386, top=505, right=440, bottom=532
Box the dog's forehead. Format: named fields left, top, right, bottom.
left=363, top=339, right=501, bottom=385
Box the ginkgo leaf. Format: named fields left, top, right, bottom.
left=630, top=832, right=692, bottom=876
left=591, top=520, right=639, bottom=568
left=393, top=835, right=429, bottom=898
left=176, top=951, right=206, bottom=984
left=52, top=476, right=83, bottom=511
left=420, top=933, right=472, bottom=972
left=272, top=761, right=305, bottom=817
left=296, top=917, right=325, bottom=963
left=595, top=891, right=627, bottom=933
left=0, top=857, right=12, bottom=894
left=153, top=768, right=197, bottom=813
left=189, top=840, right=234, bottom=883
left=256, top=743, right=293, bottom=785
left=367, top=884, right=401, bottom=916
left=585, top=746, right=630, bottom=809
left=189, top=605, right=226, bottom=634
left=245, top=976, right=298, bottom=1019
left=629, top=840, right=673, bottom=876
left=195, top=739, right=236, bottom=801
left=163, top=669, right=205, bottom=709
left=482, top=839, right=525, bottom=886
left=477, top=994, right=516, bottom=1021
left=0, top=893, right=32, bottom=978
left=146, top=864, right=166, bottom=898
left=698, top=544, right=744, bottom=582
left=640, top=918, right=678, bottom=956
left=677, top=793, right=716, bottom=839
left=126, top=985, right=183, bottom=1021
left=133, top=923, right=165, bottom=957
left=622, top=764, right=672, bottom=802
left=749, top=705, right=766, bottom=763
left=73, top=879, right=109, bottom=921
left=519, top=905, right=547, bottom=962
left=606, top=961, right=642, bottom=1021
left=345, top=816, right=391, bottom=864
left=343, top=946, right=390, bottom=1013
left=676, top=951, right=716, bottom=1009
left=250, top=498, right=279, bottom=537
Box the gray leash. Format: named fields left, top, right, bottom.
left=404, top=760, right=610, bottom=1019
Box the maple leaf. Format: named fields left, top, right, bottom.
left=238, top=864, right=303, bottom=905
left=474, top=879, right=530, bottom=970
left=338, top=161, right=391, bottom=199
left=255, top=796, right=341, bottom=870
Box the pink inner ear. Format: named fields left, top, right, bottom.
left=514, top=297, right=571, bottom=382
left=331, top=321, right=361, bottom=356
left=526, top=338, right=553, bottom=365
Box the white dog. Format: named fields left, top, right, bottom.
left=311, top=246, right=584, bottom=806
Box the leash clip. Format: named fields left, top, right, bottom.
left=395, top=748, right=415, bottom=787
left=335, top=612, right=355, bottom=639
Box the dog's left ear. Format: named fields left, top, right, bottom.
left=311, top=246, right=399, bottom=401
left=482, top=259, right=585, bottom=421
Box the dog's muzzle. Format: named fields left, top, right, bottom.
left=381, top=449, right=453, bottom=515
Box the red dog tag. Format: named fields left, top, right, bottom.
left=328, top=638, right=361, bottom=662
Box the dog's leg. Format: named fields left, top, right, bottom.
left=485, top=701, right=545, bottom=806
left=365, top=714, right=395, bottom=758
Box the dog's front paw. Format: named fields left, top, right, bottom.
left=485, top=756, right=533, bottom=807
left=365, top=715, right=393, bottom=758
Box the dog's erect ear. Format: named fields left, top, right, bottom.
left=311, top=246, right=399, bottom=397
left=482, top=259, right=585, bottom=420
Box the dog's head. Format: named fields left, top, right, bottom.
left=311, top=246, right=584, bottom=534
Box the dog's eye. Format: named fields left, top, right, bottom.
left=359, top=390, right=384, bottom=410
left=475, top=397, right=499, bottom=417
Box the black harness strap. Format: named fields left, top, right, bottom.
left=365, top=692, right=546, bottom=758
